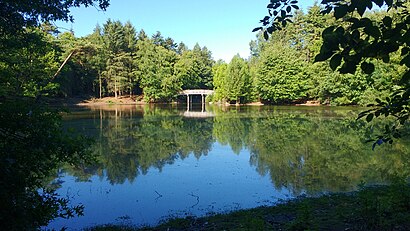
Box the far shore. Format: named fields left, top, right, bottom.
left=51, top=96, right=327, bottom=107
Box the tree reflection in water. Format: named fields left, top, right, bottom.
left=62, top=105, right=410, bottom=194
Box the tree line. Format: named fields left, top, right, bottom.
left=256, top=0, right=409, bottom=144
left=212, top=3, right=405, bottom=105
left=36, top=20, right=214, bottom=102
left=4, top=5, right=406, bottom=106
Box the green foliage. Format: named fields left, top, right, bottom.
left=135, top=39, right=180, bottom=102
left=227, top=55, right=252, bottom=103
left=356, top=180, right=410, bottom=230
left=258, top=0, right=410, bottom=142
left=0, top=101, right=94, bottom=229
left=212, top=61, right=229, bottom=102
left=0, top=0, right=109, bottom=34
left=0, top=27, right=60, bottom=97
left=52, top=19, right=216, bottom=101
left=0, top=0, right=110, bottom=229
left=257, top=43, right=310, bottom=103
left=137, top=183, right=410, bottom=230
left=174, top=43, right=214, bottom=90
left=99, top=20, right=137, bottom=98
left=212, top=55, right=252, bottom=104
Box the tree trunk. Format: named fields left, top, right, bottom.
left=52, top=50, right=76, bottom=80
left=114, top=78, right=118, bottom=98
left=99, top=72, right=102, bottom=99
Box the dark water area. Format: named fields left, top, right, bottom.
left=48, top=104, right=410, bottom=230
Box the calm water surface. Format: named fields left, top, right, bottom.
left=48, top=105, right=410, bottom=230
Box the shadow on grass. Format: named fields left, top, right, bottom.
left=86, top=182, right=410, bottom=231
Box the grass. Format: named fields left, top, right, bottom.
left=86, top=183, right=410, bottom=231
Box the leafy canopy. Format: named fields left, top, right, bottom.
left=0, top=0, right=110, bottom=229
left=0, top=0, right=109, bottom=34
left=256, top=0, right=410, bottom=145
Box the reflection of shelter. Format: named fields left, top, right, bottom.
left=182, top=111, right=215, bottom=118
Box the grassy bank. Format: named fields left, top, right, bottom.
left=86, top=183, right=410, bottom=231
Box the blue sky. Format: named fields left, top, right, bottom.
left=56, top=0, right=315, bottom=62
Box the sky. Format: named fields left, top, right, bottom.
left=56, top=0, right=315, bottom=62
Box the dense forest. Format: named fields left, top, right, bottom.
left=3, top=3, right=405, bottom=105
left=8, top=20, right=215, bottom=102
left=214, top=3, right=406, bottom=105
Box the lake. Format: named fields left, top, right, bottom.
left=48, top=104, right=410, bottom=230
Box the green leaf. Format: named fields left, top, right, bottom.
left=355, top=18, right=372, bottom=29
left=335, top=26, right=345, bottom=35
left=401, top=47, right=410, bottom=56
left=252, top=27, right=263, bottom=32
left=358, top=109, right=373, bottom=119
left=340, top=60, right=358, bottom=74
left=373, top=0, right=384, bottom=7
left=291, top=5, right=299, bottom=10
left=400, top=54, right=410, bottom=68
left=357, top=0, right=367, bottom=16
left=382, top=55, right=390, bottom=63
left=364, top=25, right=381, bottom=39
left=263, top=30, right=269, bottom=40
left=315, top=52, right=333, bottom=62
left=383, top=42, right=400, bottom=53
left=399, top=71, right=410, bottom=85
left=321, top=6, right=332, bottom=14
left=393, top=132, right=401, bottom=139
left=330, top=54, right=342, bottom=70
left=322, top=26, right=335, bottom=36
left=382, top=16, right=392, bottom=28
left=361, top=62, right=375, bottom=74
left=334, top=5, right=349, bottom=19
left=366, top=113, right=374, bottom=122
left=351, top=30, right=360, bottom=41
left=281, top=10, right=286, bottom=18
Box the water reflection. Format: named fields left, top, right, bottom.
left=64, top=104, right=214, bottom=185
left=53, top=104, right=410, bottom=229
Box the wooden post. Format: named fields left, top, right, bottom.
left=186, top=94, right=190, bottom=111
left=201, top=94, right=205, bottom=112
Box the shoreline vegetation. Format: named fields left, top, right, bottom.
left=86, top=183, right=410, bottom=231
left=48, top=95, right=323, bottom=107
